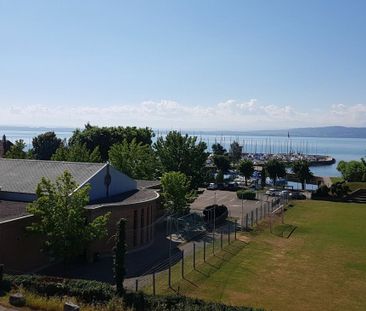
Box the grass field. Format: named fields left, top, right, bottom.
left=162, top=200, right=366, bottom=311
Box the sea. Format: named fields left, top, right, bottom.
left=1, top=127, right=366, bottom=180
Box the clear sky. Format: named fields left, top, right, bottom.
left=1, top=0, right=366, bottom=130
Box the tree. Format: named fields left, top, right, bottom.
left=216, top=170, right=224, bottom=184
left=265, top=159, right=286, bottom=186
left=27, top=171, right=110, bottom=262
left=261, top=168, right=266, bottom=188
left=292, top=160, right=313, bottom=190
left=5, top=139, right=27, bottom=159
left=154, top=131, right=208, bottom=189
left=160, top=171, right=191, bottom=215
left=114, top=218, right=127, bottom=296
left=69, top=124, right=154, bottom=161
left=330, top=182, right=350, bottom=198
left=213, top=155, right=231, bottom=172
left=109, top=139, right=159, bottom=180
left=52, top=142, right=102, bottom=163
left=337, top=159, right=366, bottom=182
left=238, top=159, right=254, bottom=186
left=211, top=143, right=226, bottom=156
left=31, top=131, right=62, bottom=160
left=229, top=141, right=242, bottom=163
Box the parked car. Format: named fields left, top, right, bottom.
left=289, top=192, right=306, bottom=200
left=226, top=182, right=239, bottom=191
left=265, top=188, right=280, bottom=196
left=207, top=183, right=218, bottom=190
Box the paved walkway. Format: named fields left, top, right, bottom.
left=322, top=176, right=332, bottom=187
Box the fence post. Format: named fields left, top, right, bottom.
left=212, top=230, right=215, bottom=254
left=256, top=208, right=258, bottom=225
left=234, top=219, right=237, bottom=240
left=135, top=279, right=139, bottom=292
left=281, top=204, right=284, bottom=224
left=203, top=240, right=206, bottom=262
left=168, top=262, right=172, bottom=288
left=251, top=210, right=254, bottom=227
left=181, top=250, right=185, bottom=279
left=152, top=272, right=156, bottom=296
left=228, top=223, right=231, bottom=244
left=193, top=243, right=196, bottom=270
left=220, top=230, right=223, bottom=249
left=0, top=264, right=3, bottom=283
left=246, top=213, right=249, bottom=230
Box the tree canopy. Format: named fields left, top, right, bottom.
left=211, top=143, right=227, bottom=156
left=69, top=124, right=154, bottom=161
left=27, top=171, right=110, bottom=262
left=238, top=159, right=254, bottom=185
left=292, top=160, right=313, bottom=190
left=160, top=171, right=191, bottom=215
left=213, top=155, right=231, bottom=172
left=52, top=142, right=102, bottom=163
left=265, top=159, right=286, bottom=186
left=5, top=139, right=27, bottom=159
left=154, top=131, right=208, bottom=189
left=109, top=139, right=159, bottom=180
left=337, top=159, right=366, bottom=182
left=229, top=141, right=242, bottom=163
left=32, top=131, right=62, bottom=160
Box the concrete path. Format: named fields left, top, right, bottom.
left=322, top=176, right=332, bottom=187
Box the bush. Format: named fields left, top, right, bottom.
left=203, top=204, right=228, bottom=226
left=236, top=190, right=256, bottom=200
left=2, top=274, right=264, bottom=310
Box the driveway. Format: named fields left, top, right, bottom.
left=191, top=189, right=268, bottom=220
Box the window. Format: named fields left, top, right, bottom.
left=133, top=210, right=138, bottom=247
left=140, top=208, right=144, bottom=245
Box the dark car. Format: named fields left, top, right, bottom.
left=226, top=182, right=239, bottom=191
left=289, top=192, right=306, bottom=200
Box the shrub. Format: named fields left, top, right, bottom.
left=2, top=274, right=264, bottom=310
left=236, top=190, right=256, bottom=200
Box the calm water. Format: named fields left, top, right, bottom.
left=2, top=128, right=366, bottom=177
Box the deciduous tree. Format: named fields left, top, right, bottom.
left=109, top=139, right=159, bottom=180
left=292, top=160, right=313, bottom=190
left=154, top=131, right=208, bottom=189
left=160, top=171, right=191, bottom=215
left=265, top=159, right=286, bottom=187
left=27, top=171, right=110, bottom=262
left=238, top=159, right=254, bottom=186
left=5, top=139, right=27, bottom=159
left=31, top=132, right=62, bottom=160
left=229, top=141, right=242, bottom=163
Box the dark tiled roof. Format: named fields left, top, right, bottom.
left=0, top=200, right=29, bottom=222
left=0, top=159, right=106, bottom=194
left=86, top=189, right=159, bottom=209
left=136, top=179, right=161, bottom=189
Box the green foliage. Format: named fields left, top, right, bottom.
left=52, top=142, right=102, bottom=163
left=337, top=159, right=366, bottom=182
left=330, top=182, right=350, bottom=198
left=260, top=169, right=266, bottom=188
left=265, top=159, right=286, bottom=186
left=229, top=141, right=242, bottom=163
left=2, top=274, right=261, bottom=310
left=4, top=139, right=27, bottom=159
left=236, top=190, right=256, bottom=200
left=31, top=132, right=63, bottom=160
left=211, top=143, right=227, bottom=156
left=291, top=160, right=313, bottom=190
left=238, top=159, right=254, bottom=185
left=109, top=139, right=159, bottom=179
left=154, top=131, right=208, bottom=189
left=113, top=218, right=127, bottom=296
left=161, top=171, right=191, bottom=215
left=216, top=170, right=224, bottom=183
left=315, top=184, right=330, bottom=197
left=26, top=171, right=110, bottom=262
left=213, top=154, right=231, bottom=172
left=69, top=123, right=154, bottom=161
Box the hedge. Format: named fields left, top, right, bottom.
left=236, top=190, right=256, bottom=200
left=1, top=274, right=264, bottom=310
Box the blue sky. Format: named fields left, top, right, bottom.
left=1, top=0, right=366, bottom=130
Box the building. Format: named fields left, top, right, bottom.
left=0, top=158, right=160, bottom=272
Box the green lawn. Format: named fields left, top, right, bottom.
left=162, top=201, right=366, bottom=311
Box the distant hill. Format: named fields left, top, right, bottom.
left=243, top=126, right=366, bottom=138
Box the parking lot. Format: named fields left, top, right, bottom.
left=190, top=189, right=270, bottom=221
